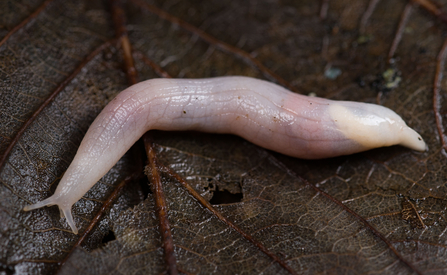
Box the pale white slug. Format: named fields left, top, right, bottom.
left=23, top=76, right=426, bottom=234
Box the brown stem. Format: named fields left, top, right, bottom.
left=388, top=3, right=413, bottom=62
left=110, top=0, right=138, bottom=84
left=319, top=0, right=329, bottom=20
left=359, top=0, right=381, bottom=34
left=411, top=0, right=447, bottom=23
left=143, top=134, right=178, bottom=275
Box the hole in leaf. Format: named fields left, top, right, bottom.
left=210, top=187, right=243, bottom=205
left=0, top=262, right=14, bottom=275
left=138, top=177, right=152, bottom=200
left=204, top=178, right=214, bottom=191
left=101, top=230, right=116, bottom=244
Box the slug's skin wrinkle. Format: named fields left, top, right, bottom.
left=23, top=76, right=426, bottom=234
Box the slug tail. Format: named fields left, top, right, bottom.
left=23, top=197, right=56, bottom=211
left=24, top=197, right=78, bottom=234
left=61, top=207, right=78, bottom=234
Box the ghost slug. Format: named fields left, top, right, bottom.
left=23, top=76, right=426, bottom=234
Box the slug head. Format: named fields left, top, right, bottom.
left=328, top=102, right=426, bottom=152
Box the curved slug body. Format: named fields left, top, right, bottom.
left=23, top=76, right=426, bottom=234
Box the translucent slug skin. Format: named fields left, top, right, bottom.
left=23, top=76, right=426, bottom=234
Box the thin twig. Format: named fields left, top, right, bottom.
left=110, top=0, right=138, bottom=84
left=320, top=0, right=329, bottom=20
left=388, top=3, right=413, bottom=61
left=412, top=0, right=447, bottom=23
left=360, top=0, right=381, bottom=34
left=144, top=135, right=178, bottom=275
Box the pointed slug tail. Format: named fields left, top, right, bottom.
left=61, top=207, right=78, bottom=234
left=23, top=197, right=57, bottom=212
left=23, top=197, right=78, bottom=234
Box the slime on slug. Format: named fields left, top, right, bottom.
left=23, top=76, right=426, bottom=234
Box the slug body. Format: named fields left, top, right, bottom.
left=23, top=76, right=426, bottom=234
